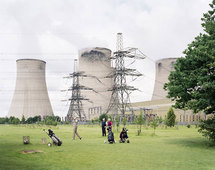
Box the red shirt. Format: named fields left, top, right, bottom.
left=108, top=121, right=112, bottom=126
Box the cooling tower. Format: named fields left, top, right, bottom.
left=79, top=47, right=113, bottom=120
left=152, top=58, right=177, bottom=100
left=8, top=59, right=54, bottom=120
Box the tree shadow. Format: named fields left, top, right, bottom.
left=165, top=137, right=215, bottom=149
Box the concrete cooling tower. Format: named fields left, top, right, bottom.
left=79, top=47, right=113, bottom=120
left=152, top=58, right=177, bottom=100
left=8, top=59, right=54, bottom=120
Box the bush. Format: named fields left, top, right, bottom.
left=198, top=116, right=215, bottom=142
left=165, top=107, right=176, bottom=127
left=45, top=116, right=58, bottom=126
left=91, top=117, right=99, bottom=125
left=45, top=119, right=57, bottom=126
left=187, top=124, right=191, bottom=128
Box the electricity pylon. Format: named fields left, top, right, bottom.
left=106, top=33, right=145, bottom=117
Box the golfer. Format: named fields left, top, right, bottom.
left=107, top=118, right=113, bottom=132
left=72, top=118, right=82, bottom=140
left=102, top=118, right=106, bottom=136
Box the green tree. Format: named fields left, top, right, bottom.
left=166, top=107, right=176, bottom=127
left=8, top=116, right=20, bottom=124
left=122, top=116, right=127, bottom=127
left=136, top=111, right=145, bottom=134
left=32, top=115, right=41, bottom=123
left=158, top=116, right=163, bottom=124
left=21, top=115, right=25, bottom=124
left=116, top=115, right=120, bottom=132
left=108, top=115, right=113, bottom=121
left=55, top=116, right=61, bottom=122
left=45, top=116, right=57, bottom=126
left=26, top=117, right=33, bottom=124
left=150, top=117, right=160, bottom=134
left=99, top=113, right=108, bottom=123
left=164, top=0, right=215, bottom=115
left=198, top=116, right=215, bottom=142
left=0, top=117, right=7, bottom=124
left=91, top=117, right=99, bottom=125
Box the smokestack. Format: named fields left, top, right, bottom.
left=8, top=59, right=54, bottom=120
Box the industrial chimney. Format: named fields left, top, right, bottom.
left=8, top=59, right=54, bottom=120
left=152, top=58, right=177, bottom=100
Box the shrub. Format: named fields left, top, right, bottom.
left=45, top=116, right=58, bottom=126
left=187, top=124, right=191, bottom=128
left=165, top=107, right=176, bottom=127
left=198, top=116, right=215, bottom=142
left=91, top=117, right=99, bottom=125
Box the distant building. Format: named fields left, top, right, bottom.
left=130, top=99, right=206, bottom=125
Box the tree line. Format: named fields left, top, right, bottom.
left=0, top=115, right=61, bottom=126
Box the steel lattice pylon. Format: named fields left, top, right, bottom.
left=106, top=33, right=145, bottom=117
left=66, top=59, right=94, bottom=121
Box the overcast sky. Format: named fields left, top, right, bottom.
left=0, top=0, right=211, bottom=117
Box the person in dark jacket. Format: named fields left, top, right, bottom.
left=102, top=118, right=106, bottom=136
left=119, top=128, right=128, bottom=143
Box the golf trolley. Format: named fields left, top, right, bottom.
left=104, top=127, right=116, bottom=144
left=43, top=129, right=62, bottom=146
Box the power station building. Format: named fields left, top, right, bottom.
left=78, top=47, right=113, bottom=120
left=130, top=57, right=207, bottom=125
left=8, top=59, right=54, bottom=120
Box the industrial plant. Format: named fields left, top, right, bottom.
left=6, top=35, right=206, bottom=124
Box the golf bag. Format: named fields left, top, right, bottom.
left=43, top=129, right=62, bottom=146
left=108, top=129, right=115, bottom=144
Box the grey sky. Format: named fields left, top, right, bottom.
left=0, top=0, right=211, bottom=117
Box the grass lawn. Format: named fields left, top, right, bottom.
left=0, top=124, right=215, bottom=170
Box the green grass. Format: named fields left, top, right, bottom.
left=0, top=124, right=215, bottom=170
